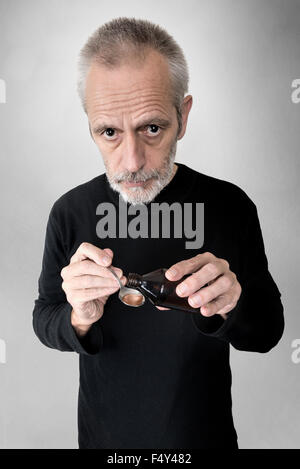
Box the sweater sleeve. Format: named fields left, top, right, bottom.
left=32, top=203, right=103, bottom=355
left=191, top=201, right=285, bottom=353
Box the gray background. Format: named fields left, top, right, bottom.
left=0, top=0, right=299, bottom=449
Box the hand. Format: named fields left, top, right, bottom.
left=157, top=252, right=241, bottom=318
left=61, top=242, right=126, bottom=330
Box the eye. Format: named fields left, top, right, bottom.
left=102, top=128, right=116, bottom=140
left=100, top=124, right=162, bottom=140
left=145, top=124, right=161, bottom=137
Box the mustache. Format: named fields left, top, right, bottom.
left=114, top=169, right=160, bottom=183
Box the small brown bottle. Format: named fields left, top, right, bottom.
left=126, top=267, right=201, bottom=313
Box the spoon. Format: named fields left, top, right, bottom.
left=106, top=266, right=145, bottom=307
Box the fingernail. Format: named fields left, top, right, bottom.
left=167, top=268, right=177, bottom=278
left=102, top=255, right=111, bottom=265
left=201, top=306, right=210, bottom=316
left=189, top=296, right=199, bottom=307
left=177, top=283, right=187, bottom=295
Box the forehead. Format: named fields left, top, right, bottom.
left=85, top=50, right=174, bottom=117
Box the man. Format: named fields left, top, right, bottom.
left=33, top=17, right=284, bottom=449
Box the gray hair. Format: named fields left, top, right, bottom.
left=77, top=17, right=189, bottom=136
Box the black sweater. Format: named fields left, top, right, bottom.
left=32, top=162, right=284, bottom=449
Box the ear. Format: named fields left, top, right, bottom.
left=177, top=95, right=193, bottom=141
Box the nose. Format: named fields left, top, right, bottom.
left=121, top=131, right=146, bottom=173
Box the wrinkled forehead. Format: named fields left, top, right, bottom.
left=85, top=50, right=174, bottom=113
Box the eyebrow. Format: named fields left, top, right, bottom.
left=92, top=117, right=171, bottom=134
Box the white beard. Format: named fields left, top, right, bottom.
left=105, top=139, right=177, bottom=206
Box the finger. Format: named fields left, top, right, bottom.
left=165, top=252, right=215, bottom=282
left=73, top=285, right=120, bottom=302
left=217, top=305, right=235, bottom=317
left=63, top=274, right=127, bottom=291
left=174, top=261, right=228, bottom=298
left=200, top=285, right=241, bottom=317
left=156, top=306, right=171, bottom=310
left=62, top=260, right=122, bottom=280
left=103, top=247, right=114, bottom=259
left=70, top=242, right=113, bottom=266
left=187, top=272, right=236, bottom=307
